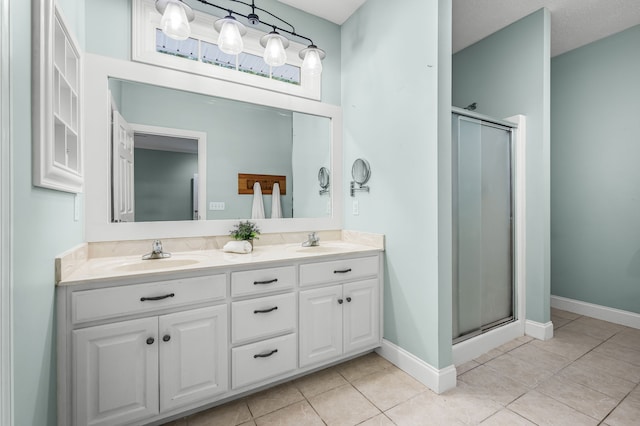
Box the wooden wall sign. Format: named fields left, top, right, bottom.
left=238, top=173, right=286, bottom=195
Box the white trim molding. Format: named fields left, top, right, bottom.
left=376, top=339, right=456, bottom=394
left=1, top=0, right=13, bottom=422
left=551, top=295, right=640, bottom=329
left=525, top=320, right=553, bottom=341
left=453, top=321, right=524, bottom=366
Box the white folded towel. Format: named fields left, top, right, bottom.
left=251, top=182, right=265, bottom=219
left=222, top=240, right=252, bottom=254
left=271, top=182, right=283, bottom=219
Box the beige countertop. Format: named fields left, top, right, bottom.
left=58, top=239, right=383, bottom=286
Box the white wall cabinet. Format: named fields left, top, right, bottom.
left=33, top=2, right=83, bottom=192
left=58, top=253, right=381, bottom=425
left=73, top=305, right=227, bottom=426
left=300, top=279, right=379, bottom=368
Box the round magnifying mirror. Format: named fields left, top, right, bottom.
left=351, top=158, right=371, bottom=186
left=318, top=167, right=330, bottom=190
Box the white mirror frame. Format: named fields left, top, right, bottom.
left=84, top=54, right=343, bottom=242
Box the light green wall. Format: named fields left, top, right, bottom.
left=118, top=81, right=294, bottom=219
left=342, top=0, right=453, bottom=368
left=551, top=25, right=640, bottom=314
left=85, top=0, right=342, bottom=104
left=452, top=9, right=551, bottom=323
left=291, top=113, right=331, bottom=218
left=134, top=148, right=198, bottom=222
left=11, top=1, right=84, bottom=424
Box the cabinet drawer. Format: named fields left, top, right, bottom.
left=232, top=333, right=297, bottom=389
left=231, top=266, right=295, bottom=297
left=232, top=293, right=296, bottom=343
left=299, top=256, right=379, bottom=287
left=72, top=275, right=227, bottom=324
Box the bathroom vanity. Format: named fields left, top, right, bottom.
left=56, top=237, right=383, bottom=426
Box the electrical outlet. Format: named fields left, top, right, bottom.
left=209, top=202, right=225, bottom=211
left=326, top=200, right=332, bottom=215
left=352, top=200, right=359, bottom=216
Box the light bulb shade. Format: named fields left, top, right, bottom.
left=260, top=32, right=289, bottom=67
left=214, top=17, right=247, bottom=55
left=300, top=46, right=325, bottom=76
left=156, top=0, right=194, bottom=41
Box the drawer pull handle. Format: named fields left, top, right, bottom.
left=146, top=337, right=155, bottom=345
left=334, top=268, right=352, bottom=274
left=346, top=297, right=352, bottom=303
left=254, top=278, right=278, bottom=285
left=140, top=293, right=175, bottom=302
left=254, top=306, right=278, bottom=314
left=254, top=349, right=278, bottom=359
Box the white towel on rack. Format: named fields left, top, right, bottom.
left=251, top=182, right=265, bottom=219
left=271, top=182, right=283, bottom=219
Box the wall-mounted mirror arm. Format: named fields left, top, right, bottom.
left=350, top=158, right=371, bottom=197
left=318, top=167, right=330, bottom=195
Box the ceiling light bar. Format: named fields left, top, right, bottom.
left=155, top=0, right=326, bottom=74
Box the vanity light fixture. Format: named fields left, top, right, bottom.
left=154, top=0, right=326, bottom=73
left=156, top=0, right=196, bottom=41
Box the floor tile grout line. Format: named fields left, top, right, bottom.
left=596, top=381, right=640, bottom=425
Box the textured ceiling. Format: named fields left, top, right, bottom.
left=453, top=0, right=640, bottom=56
left=276, top=0, right=367, bottom=25
left=278, top=0, right=640, bottom=57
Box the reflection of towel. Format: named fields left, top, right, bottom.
left=251, top=182, right=265, bottom=219
left=222, top=240, right=252, bottom=254
left=271, top=182, right=283, bottom=219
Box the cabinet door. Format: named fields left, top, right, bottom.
left=73, top=317, right=158, bottom=426
left=299, top=285, right=343, bottom=367
left=343, top=279, right=380, bottom=354
left=159, top=305, right=228, bottom=412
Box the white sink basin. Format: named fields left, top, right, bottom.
left=107, top=256, right=206, bottom=273
left=286, top=243, right=346, bottom=254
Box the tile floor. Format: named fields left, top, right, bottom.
left=163, top=309, right=640, bottom=425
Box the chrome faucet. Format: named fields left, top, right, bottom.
left=302, top=232, right=320, bottom=247
left=142, top=240, right=171, bottom=260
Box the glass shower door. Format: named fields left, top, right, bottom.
left=452, top=114, right=514, bottom=342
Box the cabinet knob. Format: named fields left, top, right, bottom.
left=346, top=297, right=352, bottom=303
left=162, top=335, right=171, bottom=342
left=146, top=337, right=155, bottom=345
left=338, top=298, right=344, bottom=304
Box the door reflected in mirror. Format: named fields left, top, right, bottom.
left=109, top=78, right=331, bottom=222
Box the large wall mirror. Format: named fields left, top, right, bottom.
left=85, top=54, right=343, bottom=242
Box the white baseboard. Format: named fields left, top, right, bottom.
left=376, top=339, right=456, bottom=394
left=452, top=321, right=524, bottom=365
left=551, top=295, right=640, bottom=329
left=525, top=320, right=554, bottom=340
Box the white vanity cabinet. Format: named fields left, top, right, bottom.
left=74, top=317, right=159, bottom=426
left=74, top=306, right=228, bottom=426
left=60, top=274, right=228, bottom=426
left=58, top=250, right=382, bottom=426
left=299, top=256, right=380, bottom=368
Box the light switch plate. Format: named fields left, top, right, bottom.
left=352, top=200, right=359, bottom=216
left=209, top=201, right=225, bottom=211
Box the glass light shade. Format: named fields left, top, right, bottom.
left=218, top=20, right=244, bottom=55
left=302, top=49, right=323, bottom=76
left=263, top=35, right=287, bottom=67
left=160, top=0, right=191, bottom=40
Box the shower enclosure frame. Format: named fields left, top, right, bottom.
left=451, top=108, right=528, bottom=364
